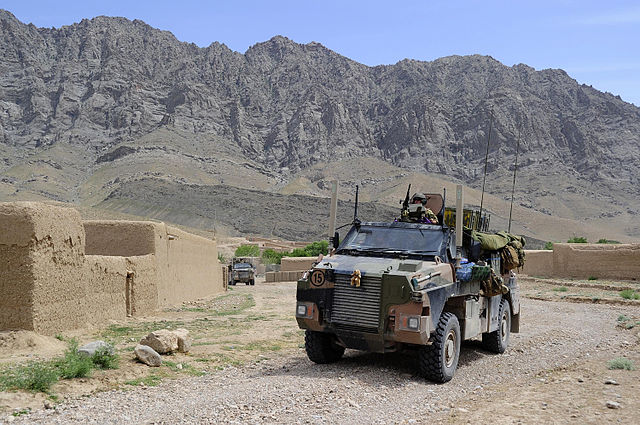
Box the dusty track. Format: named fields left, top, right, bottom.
left=5, top=280, right=639, bottom=424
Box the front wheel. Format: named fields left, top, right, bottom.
left=250, top=279, right=255, bottom=286
left=482, top=299, right=511, bottom=353
left=304, top=330, right=345, bottom=364
left=418, top=312, right=461, bottom=383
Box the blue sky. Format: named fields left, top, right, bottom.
left=4, top=0, right=640, bottom=106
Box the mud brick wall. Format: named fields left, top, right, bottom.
left=1, top=203, right=225, bottom=335
left=158, top=225, right=224, bottom=307
left=0, top=202, right=125, bottom=334
left=280, top=257, right=316, bottom=272
left=521, top=244, right=640, bottom=280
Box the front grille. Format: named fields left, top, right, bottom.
left=330, top=272, right=382, bottom=331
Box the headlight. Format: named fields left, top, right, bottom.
left=408, top=317, right=419, bottom=330
left=296, top=302, right=315, bottom=318
left=398, top=314, right=422, bottom=332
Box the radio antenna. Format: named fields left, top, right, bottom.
left=479, top=114, right=493, bottom=220
left=508, top=125, right=522, bottom=233
left=353, top=185, right=360, bottom=225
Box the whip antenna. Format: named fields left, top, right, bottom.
left=479, top=114, right=493, bottom=221
left=508, top=125, right=521, bottom=233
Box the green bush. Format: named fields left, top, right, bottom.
left=91, top=347, right=119, bottom=370
left=543, top=241, right=554, bottom=250
left=620, top=289, right=640, bottom=300
left=567, top=237, right=588, bottom=243
left=261, top=248, right=286, bottom=265
left=0, top=362, right=59, bottom=393
left=217, top=253, right=226, bottom=263
left=597, top=239, right=621, bottom=244
left=55, top=339, right=93, bottom=379
left=234, top=244, right=260, bottom=257
left=553, top=286, right=568, bottom=292
left=0, top=340, right=119, bottom=394
left=588, top=276, right=598, bottom=281
left=302, top=240, right=329, bottom=257
left=607, top=357, right=634, bottom=370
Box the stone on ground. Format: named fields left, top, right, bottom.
left=77, top=340, right=114, bottom=357
left=172, top=328, right=192, bottom=353
left=134, top=344, right=162, bottom=367
left=139, top=329, right=178, bottom=354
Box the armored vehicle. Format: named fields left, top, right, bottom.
left=230, top=262, right=256, bottom=286
left=295, top=187, right=524, bottom=382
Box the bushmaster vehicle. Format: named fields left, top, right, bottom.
left=295, top=187, right=523, bottom=382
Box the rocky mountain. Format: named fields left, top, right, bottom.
left=1, top=10, right=639, bottom=241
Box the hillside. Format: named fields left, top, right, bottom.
left=1, top=10, right=639, bottom=242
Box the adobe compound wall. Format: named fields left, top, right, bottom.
left=521, top=243, right=640, bottom=280
left=0, top=202, right=224, bottom=335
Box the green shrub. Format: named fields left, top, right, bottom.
left=588, top=276, right=598, bottom=280
left=55, top=340, right=93, bottom=379
left=91, top=347, right=119, bottom=370
left=617, top=314, right=629, bottom=322
left=0, top=362, right=59, bottom=393
left=597, top=238, right=620, bottom=244
left=261, top=248, right=286, bottom=265
left=553, top=286, right=568, bottom=292
left=234, top=244, right=260, bottom=257
left=567, top=237, right=588, bottom=243
left=620, top=289, right=640, bottom=300
left=302, top=240, right=329, bottom=256
left=543, top=241, right=554, bottom=250
left=607, top=357, right=634, bottom=370
left=217, top=253, right=226, bottom=263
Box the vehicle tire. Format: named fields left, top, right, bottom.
left=304, top=330, right=345, bottom=364
left=230, top=281, right=236, bottom=286
left=418, top=312, right=461, bottom=383
left=245, top=281, right=250, bottom=285
left=482, top=299, right=511, bottom=354
left=250, top=279, right=255, bottom=286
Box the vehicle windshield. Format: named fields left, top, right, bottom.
left=336, top=222, right=445, bottom=259
left=234, top=263, right=253, bottom=269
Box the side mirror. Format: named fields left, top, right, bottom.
left=332, top=231, right=340, bottom=249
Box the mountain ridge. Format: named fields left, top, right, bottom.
left=1, top=10, right=638, bottom=241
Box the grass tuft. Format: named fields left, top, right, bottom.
left=553, top=286, right=568, bottom=292
left=607, top=357, right=634, bottom=370
left=0, top=339, right=119, bottom=393
left=620, top=289, right=640, bottom=300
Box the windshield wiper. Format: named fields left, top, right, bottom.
left=340, top=247, right=408, bottom=256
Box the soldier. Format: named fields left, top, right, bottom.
left=410, top=193, right=439, bottom=224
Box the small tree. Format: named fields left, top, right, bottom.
left=544, top=242, right=554, bottom=250
left=234, top=244, right=260, bottom=257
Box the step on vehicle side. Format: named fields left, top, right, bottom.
left=295, top=187, right=523, bottom=383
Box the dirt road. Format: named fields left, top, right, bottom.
left=3, top=280, right=640, bottom=424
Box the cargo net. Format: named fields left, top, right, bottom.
left=458, top=229, right=526, bottom=296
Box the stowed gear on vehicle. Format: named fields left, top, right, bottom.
left=295, top=186, right=525, bottom=383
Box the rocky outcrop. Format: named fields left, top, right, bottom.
left=1, top=9, right=639, bottom=240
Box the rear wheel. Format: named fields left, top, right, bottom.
left=250, top=279, right=255, bottom=286
left=418, top=312, right=461, bottom=383
left=304, top=330, right=345, bottom=364
left=482, top=299, right=511, bottom=353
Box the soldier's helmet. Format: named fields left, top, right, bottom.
left=411, top=193, right=428, bottom=205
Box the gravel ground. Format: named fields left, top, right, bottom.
left=4, top=297, right=638, bottom=425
